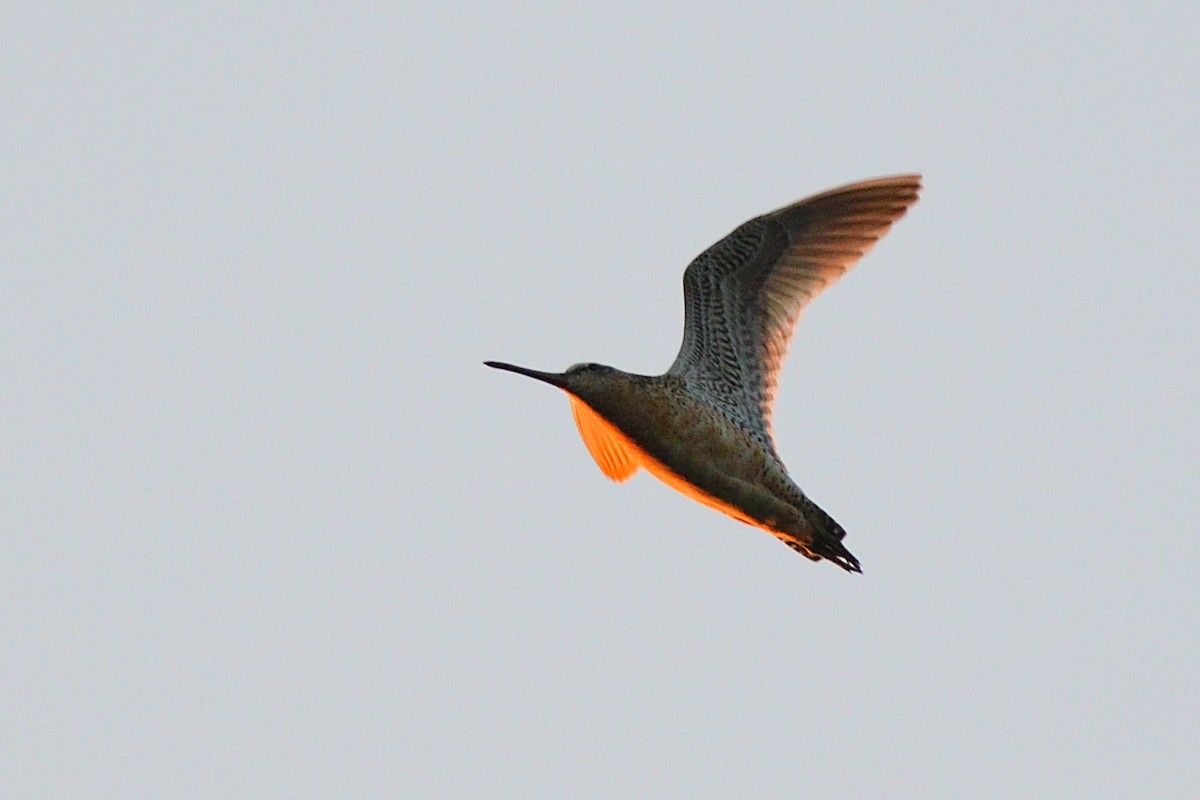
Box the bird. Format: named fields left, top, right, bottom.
left=486, top=175, right=921, bottom=572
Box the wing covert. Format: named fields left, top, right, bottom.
left=668, top=175, right=921, bottom=447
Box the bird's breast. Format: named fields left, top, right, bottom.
left=597, top=382, right=775, bottom=487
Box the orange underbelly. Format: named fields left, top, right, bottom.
left=568, top=393, right=768, bottom=532
left=638, top=455, right=763, bottom=529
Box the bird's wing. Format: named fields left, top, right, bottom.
left=569, top=396, right=641, bottom=482
left=668, top=175, right=921, bottom=448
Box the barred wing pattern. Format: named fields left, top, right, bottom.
left=668, top=175, right=921, bottom=450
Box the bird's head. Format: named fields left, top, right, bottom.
left=484, top=360, right=624, bottom=406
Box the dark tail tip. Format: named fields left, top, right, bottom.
left=790, top=496, right=862, bottom=573
left=783, top=538, right=861, bottom=573
left=816, top=526, right=862, bottom=574
left=827, top=544, right=863, bottom=574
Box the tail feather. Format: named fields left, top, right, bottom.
left=785, top=496, right=862, bottom=573
left=784, top=537, right=861, bottom=573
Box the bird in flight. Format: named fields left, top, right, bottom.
left=487, top=175, right=921, bottom=572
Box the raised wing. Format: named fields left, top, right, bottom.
left=668, top=175, right=921, bottom=448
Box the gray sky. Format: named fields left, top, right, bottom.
left=4, top=4, right=1198, bottom=798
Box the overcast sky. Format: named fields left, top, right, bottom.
left=3, top=4, right=1198, bottom=798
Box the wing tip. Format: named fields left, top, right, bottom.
left=769, top=173, right=922, bottom=234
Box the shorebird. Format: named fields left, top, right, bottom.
left=486, top=175, right=921, bottom=572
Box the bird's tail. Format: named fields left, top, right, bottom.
left=783, top=496, right=862, bottom=573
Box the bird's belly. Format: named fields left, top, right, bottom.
left=636, top=456, right=762, bottom=528
left=650, top=411, right=769, bottom=485
left=627, top=415, right=788, bottom=532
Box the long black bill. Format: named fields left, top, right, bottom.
left=483, top=361, right=569, bottom=389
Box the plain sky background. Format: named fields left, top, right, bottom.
left=3, top=3, right=1198, bottom=798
